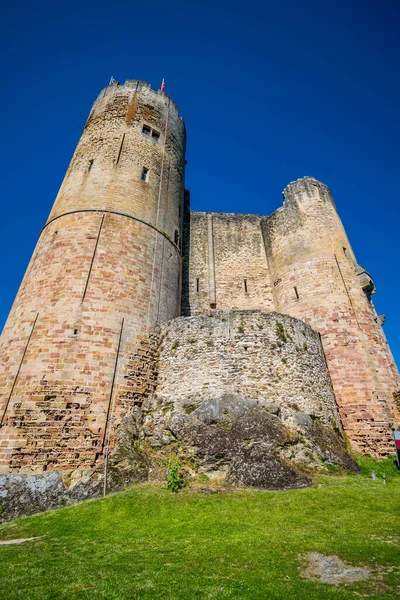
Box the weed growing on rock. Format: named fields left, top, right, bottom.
left=276, top=321, right=287, bottom=342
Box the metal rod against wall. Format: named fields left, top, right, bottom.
left=81, top=214, right=105, bottom=304
left=156, top=237, right=166, bottom=324
left=0, top=313, right=39, bottom=427
left=334, top=253, right=361, bottom=330
left=146, top=99, right=171, bottom=328
left=102, top=317, right=125, bottom=495
left=207, top=214, right=216, bottom=306
left=115, top=133, right=125, bottom=165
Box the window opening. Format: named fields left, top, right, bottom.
left=141, top=167, right=149, bottom=182
left=88, top=159, right=94, bottom=171
left=142, top=124, right=160, bottom=142
left=196, top=278, right=200, bottom=293
left=244, top=279, right=248, bottom=293
left=294, top=286, right=299, bottom=299
left=174, top=230, right=179, bottom=245
left=342, top=246, right=347, bottom=257
left=73, top=329, right=78, bottom=335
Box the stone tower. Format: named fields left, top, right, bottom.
left=0, top=80, right=186, bottom=473
left=263, top=177, right=400, bottom=455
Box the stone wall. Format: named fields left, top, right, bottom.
left=182, top=213, right=273, bottom=315
left=154, top=311, right=339, bottom=429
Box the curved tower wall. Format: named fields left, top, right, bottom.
left=0, top=80, right=185, bottom=473
left=263, top=177, right=399, bottom=455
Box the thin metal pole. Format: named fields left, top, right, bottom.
left=81, top=214, right=105, bottom=304
left=0, top=313, right=39, bottom=426
left=102, top=318, right=124, bottom=495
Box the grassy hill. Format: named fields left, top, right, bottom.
left=0, top=459, right=399, bottom=599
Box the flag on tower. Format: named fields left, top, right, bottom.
left=161, top=78, right=165, bottom=91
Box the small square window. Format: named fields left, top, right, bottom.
left=141, top=167, right=149, bottom=182
left=152, top=130, right=160, bottom=142
left=142, top=125, right=151, bottom=136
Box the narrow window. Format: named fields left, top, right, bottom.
left=152, top=130, right=160, bottom=142
left=141, top=167, right=149, bottom=182
left=178, top=204, right=182, bottom=218
left=342, top=246, right=347, bottom=257
left=88, top=159, right=94, bottom=171
left=142, top=125, right=151, bottom=136
left=73, top=329, right=78, bottom=335
left=294, top=286, right=299, bottom=299
left=244, top=279, right=248, bottom=293
left=196, top=278, right=200, bottom=292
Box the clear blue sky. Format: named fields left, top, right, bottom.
left=1, top=0, right=399, bottom=364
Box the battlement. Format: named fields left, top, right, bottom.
left=282, top=176, right=335, bottom=208
left=94, top=79, right=183, bottom=120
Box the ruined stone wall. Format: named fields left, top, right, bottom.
left=263, top=177, right=400, bottom=455
left=182, top=213, right=273, bottom=315
left=154, top=311, right=339, bottom=430
left=0, top=80, right=185, bottom=473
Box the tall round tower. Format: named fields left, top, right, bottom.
left=0, top=80, right=186, bottom=473
left=264, top=177, right=400, bottom=455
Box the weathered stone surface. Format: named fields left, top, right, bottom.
left=0, top=471, right=103, bottom=523
left=303, top=553, right=370, bottom=585
left=154, top=311, right=340, bottom=432
left=168, top=403, right=312, bottom=489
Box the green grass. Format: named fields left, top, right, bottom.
left=0, top=470, right=399, bottom=599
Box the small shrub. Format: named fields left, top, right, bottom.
left=303, top=342, right=308, bottom=351
left=237, top=325, right=245, bottom=334
left=171, top=340, right=180, bottom=350
left=198, top=473, right=210, bottom=483
left=167, top=458, right=183, bottom=493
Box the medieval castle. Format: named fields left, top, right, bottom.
left=0, top=79, right=399, bottom=517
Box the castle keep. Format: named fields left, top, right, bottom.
left=0, top=79, right=399, bottom=514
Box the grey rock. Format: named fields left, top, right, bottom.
left=191, top=394, right=258, bottom=424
